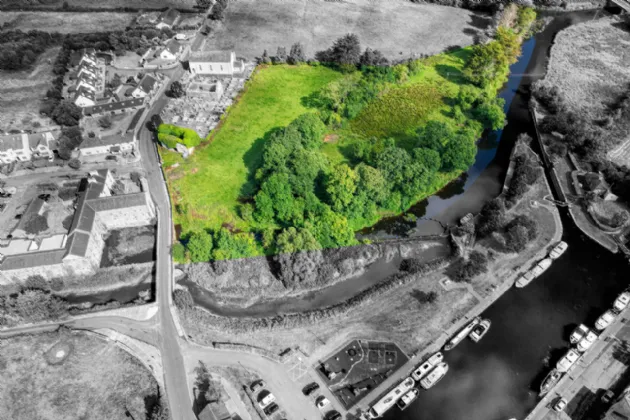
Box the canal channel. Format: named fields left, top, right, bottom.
left=385, top=8, right=630, bottom=420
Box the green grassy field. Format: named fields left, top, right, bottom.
left=166, top=64, right=343, bottom=233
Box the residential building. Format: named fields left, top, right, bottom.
left=78, top=133, right=136, bottom=158
left=0, top=170, right=156, bottom=282
left=74, top=86, right=97, bottom=107
left=132, top=74, right=158, bottom=99
left=189, top=51, right=245, bottom=76
left=156, top=8, right=180, bottom=29
left=0, top=132, right=58, bottom=164
left=82, top=98, right=145, bottom=116
left=604, top=387, right=630, bottom=419
left=197, top=402, right=232, bottom=420
left=158, top=39, right=182, bottom=61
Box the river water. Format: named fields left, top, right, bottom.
left=384, top=9, right=630, bottom=420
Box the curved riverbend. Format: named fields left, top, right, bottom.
left=386, top=9, right=629, bottom=420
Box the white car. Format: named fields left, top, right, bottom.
left=553, top=397, right=568, bottom=412
left=258, top=392, right=276, bottom=409
left=614, top=292, right=630, bottom=312
left=316, top=396, right=330, bottom=409
left=595, top=310, right=616, bottom=331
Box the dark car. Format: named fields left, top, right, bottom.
left=326, top=411, right=342, bottom=420
left=302, top=382, right=320, bottom=396
left=264, top=403, right=279, bottom=416
left=250, top=380, right=265, bottom=393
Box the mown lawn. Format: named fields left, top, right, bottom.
left=165, top=64, right=344, bottom=233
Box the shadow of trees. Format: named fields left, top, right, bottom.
left=239, top=126, right=284, bottom=199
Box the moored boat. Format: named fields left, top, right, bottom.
left=411, top=352, right=444, bottom=381
left=444, top=317, right=480, bottom=351
left=556, top=349, right=580, bottom=373
left=549, top=241, right=568, bottom=259
left=577, top=330, right=598, bottom=353
left=515, top=258, right=552, bottom=288
left=469, top=318, right=491, bottom=343
left=595, top=310, right=616, bottom=331
left=420, top=362, right=449, bottom=390
left=396, top=389, right=419, bottom=411
left=570, top=324, right=589, bottom=344
left=540, top=368, right=563, bottom=396
left=367, top=377, right=415, bottom=418
left=614, top=292, right=630, bottom=312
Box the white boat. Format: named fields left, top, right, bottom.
left=614, top=292, right=630, bottom=312
left=515, top=258, right=552, bottom=288
left=549, top=241, right=568, bottom=259
left=595, top=310, right=616, bottom=331
left=411, top=352, right=444, bottom=381
left=420, top=362, right=449, bottom=389
left=570, top=324, right=589, bottom=344
left=577, top=330, right=598, bottom=353
left=396, top=389, right=419, bottom=411
left=469, top=318, right=491, bottom=343
left=556, top=349, right=580, bottom=373
left=540, top=369, right=563, bottom=396
left=368, top=377, right=415, bottom=418
left=444, top=317, right=480, bottom=351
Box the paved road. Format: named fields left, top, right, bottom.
left=136, top=64, right=195, bottom=420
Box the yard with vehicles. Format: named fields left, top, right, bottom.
left=203, top=0, right=492, bottom=61
left=0, top=12, right=136, bottom=33
left=165, top=5, right=536, bottom=262
left=0, top=329, right=163, bottom=420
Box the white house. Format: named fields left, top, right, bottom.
left=131, top=74, right=158, bottom=99
left=0, top=132, right=57, bottom=164
left=189, top=51, right=245, bottom=76
left=74, top=86, right=96, bottom=107
left=158, top=39, right=182, bottom=61
left=78, top=134, right=136, bottom=158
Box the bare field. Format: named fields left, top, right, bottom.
left=205, top=0, right=492, bottom=60
left=0, top=47, right=60, bottom=132
left=0, top=11, right=135, bottom=33
left=540, top=17, right=630, bottom=119
left=0, top=330, right=159, bottom=420
left=0, top=0, right=196, bottom=9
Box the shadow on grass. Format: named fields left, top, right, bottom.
left=468, top=14, right=493, bottom=30
left=435, top=63, right=467, bottom=84
left=239, top=126, right=284, bottom=199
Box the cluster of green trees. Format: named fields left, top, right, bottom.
left=0, top=30, right=64, bottom=71
left=180, top=228, right=260, bottom=263
left=157, top=124, right=202, bottom=149
left=0, top=287, right=67, bottom=327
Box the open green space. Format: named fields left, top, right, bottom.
left=166, top=65, right=343, bottom=233
left=164, top=6, right=535, bottom=262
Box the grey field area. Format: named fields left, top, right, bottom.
left=205, top=0, right=492, bottom=60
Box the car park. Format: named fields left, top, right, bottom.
left=316, top=395, right=330, bottom=409
left=302, top=382, right=320, bottom=396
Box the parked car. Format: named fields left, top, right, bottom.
left=553, top=397, right=568, bottom=412
left=250, top=380, right=265, bottom=393
left=302, top=382, right=320, bottom=396
left=258, top=392, right=275, bottom=409
left=602, top=390, right=615, bottom=404
left=326, top=410, right=342, bottom=420
left=316, top=395, right=330, bottom=409
left=264, top=403, right=279, bottom=416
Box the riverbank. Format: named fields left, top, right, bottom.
left=176, top=139, right=562, bottom=361
left=531, top=15, right=630, bottom=254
